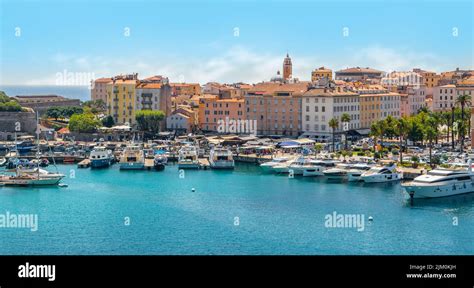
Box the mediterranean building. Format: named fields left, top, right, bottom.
left=166, top=106, right=197, bottom=134
left=245, top=82, right=310, bottom=136
left=91, top=77, right=112, bottom=103
left=106, top=74, right=139, bottom=125
left=170, top=83, right=201, bottom=96
left=335, top=67, right=384, bottom=82
left=198, top=95, right=246, bottom=132
left=432, top=84, right=456, bottom=111
left=311, top=67, right=332, bottom=82
left=301, top=86, right=360, bottom=142
left=356, top=86, right=401, bottom=128
left=413, top=68, right=440, bottom=88
left=399, top=85, right=427, bottom=116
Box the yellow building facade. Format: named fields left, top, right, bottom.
left=106, top=79, right=138, bottom=125
left=311, top=67, right=333, bottom=81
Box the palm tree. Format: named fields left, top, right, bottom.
left=425, top=117, right=439, bottom=168
left=442, top=111, right=451, bottom=144
left=328, top=117, right=339, bottom=152
left=456, top=94, right=472, bottom=152
left=341, top=113, right=351, bottom=150
left=395, top=117, right=409, bottom=164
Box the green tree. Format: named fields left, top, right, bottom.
left=328, top=117, right=339, bottom=152
left=135, top=110, right=165, bottom=134
left=68, top=112, right=101, bottom=133
left=101, top=115, right=115, bottom=128
left=0, top=91, right=22, bottom=112
left=46, top=107, right=61, bottom=120
left=341, top=113, right=351, bottom=150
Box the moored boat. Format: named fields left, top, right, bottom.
left=209, top=147, right=234, bottom=169
left=119, top=144, right=145, bottom=170
left=402, top=162, right=474, bottom=198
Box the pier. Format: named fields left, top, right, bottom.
left=198, top=158, right=210, bottom=170
left=144, top=158, right=154, bottom=170
left=77, top=159, right=91, bottom=168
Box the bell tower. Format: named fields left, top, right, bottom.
left=283, top=53, right=292, bottom=81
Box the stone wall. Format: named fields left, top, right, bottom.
left=0, top=111, right=36, bottom=140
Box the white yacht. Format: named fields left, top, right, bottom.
left=209, top=147, right=234, bottom=169
left=360, top=163, right=403, bottom=183
left=119, top=144, right=145, bottom=170
left=287, top=156, right=312, bottom=175
left=402, top=165, right=474, bottom=198
left=178, top=145, right=200, bottom=169
left=346, top=163, right=373, bottom=182
left=89, top=146, right=114, bottom=168
left=323, top=163, right=351, bottom=181
left=302, top=159, right=338, bottom=177
left=259, top=157, right=293, bottom=173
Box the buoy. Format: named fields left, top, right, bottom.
left=191, top=188, right=195, bottom=192
left=368, top=216, right=373, bottom=221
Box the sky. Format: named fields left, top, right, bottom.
left=0, top=0, right=473, bottom=86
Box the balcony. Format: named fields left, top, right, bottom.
left=141, top=100, right=152, bottom=105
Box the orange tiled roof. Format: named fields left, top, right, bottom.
left=94, top=77, right=113, bottom=83
left=136, top=83, right=162, bottom=89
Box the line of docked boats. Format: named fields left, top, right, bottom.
left=259, top=155, right=474, bottom=198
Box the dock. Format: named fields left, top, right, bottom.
left=144, top=158, right=154, bottom=170
left=198, top=158, right=210, bottom=170
left=399, top=167, right=425, bottom=180
left=77, top=159, right=91, bottom=168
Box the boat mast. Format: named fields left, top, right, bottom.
left=36, top=111, right=40, bottom=180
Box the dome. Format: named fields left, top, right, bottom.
left=271, top=70, right=284, bottom=82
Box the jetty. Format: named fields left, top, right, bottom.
left=144, top=158, right=155, bottom=170
left=77, top=159, right=91, bottom=168
left=198, top=158, right=210, bottom=170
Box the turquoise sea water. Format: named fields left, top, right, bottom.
left=0, top=163, right=473, bottom=255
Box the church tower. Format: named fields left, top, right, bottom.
left=283, top=53, right=292, bottom=81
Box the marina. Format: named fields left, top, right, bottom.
left=0, top=161, right=473, bottom=255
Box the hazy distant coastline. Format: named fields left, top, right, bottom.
left=0, top=85, right=90, bottom=102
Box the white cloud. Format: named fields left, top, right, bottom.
left=3, top=45, right=454, bottom=86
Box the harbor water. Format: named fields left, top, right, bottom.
left=1, top=163, right=473, bottom=255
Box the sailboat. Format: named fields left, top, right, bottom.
left=0, top=113, right=64, bottom=186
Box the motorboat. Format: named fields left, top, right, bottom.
left=323, top=163, right=352, bottom=181
left=287, top=156, right=313, bottom=175
left=178, top=145, right=200, bottom=169
left=119, top=144, right=145, bottom=170
left=360, top=163, right=403, bottom=183
left=402, top=163, right=474, bottom=198
left=302, top=159, right=338, bottom=177
left=259, top=157, right=293, bottom=173
left=153, top=154, right=167, bottom=171
left=209, top=147, right=234, bottom=169
left=89, top=146, right=114, bottom=168
left=346, top=163, right=373, bottom=182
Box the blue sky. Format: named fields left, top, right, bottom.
left=0, top=0, right=473, bottom=85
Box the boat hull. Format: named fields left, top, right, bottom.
left=210, top=160, right=235, bottom=169
left=90, top=158, right=112, bottom=168
left=361, top=173, right=403, bottom=183
left=119, top=162, right=145, bottom=170
left=403, top=182, right=474, bottom=198
left=302, top=167, right=325, bottom=177
left=178, top=162, right=200, bottom=169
